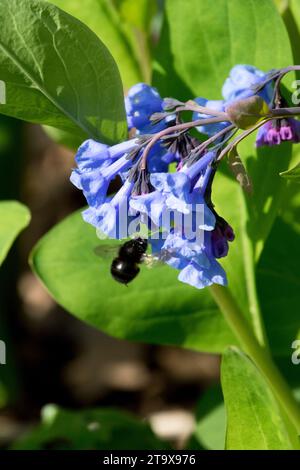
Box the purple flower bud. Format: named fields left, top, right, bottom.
left=256, top=119, right=300, bottom=147
left=280, top=125, right=293, bottom=141
left=211, top=226, right=229, bottom=258
left=224, top=223, right=235, bottom=242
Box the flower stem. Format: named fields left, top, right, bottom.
left=210, top=284, right=300, bottom=434
left=238, top=191, right=270, bottom=350
left=140, top=115, right=230, bottom=170
left=271, top=107, right=300, bottom=117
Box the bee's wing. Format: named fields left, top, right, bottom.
left=93, top=244, right=119, bottom=259
left=143, top=250, right=173, bottom=269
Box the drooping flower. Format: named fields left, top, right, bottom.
left=161, top=230, right=211, bottom=270
left=70, top=138, right=139, bottom=207
left=125, top=83, right=179, bottom=170
left=178, top=257, right=227, bottom=289
left=130, top=190, right=166, bottom=227
left=82, top=179, right=138, bottom=239
left=256, top=118, right=300, bottom=147
left=160, top=229, right=228, bottom=289
left=147, top=151, right=233, bottom=288
left=211, top=216, right=235, bottom=258
left=150, top=151, right=216, bottom=229
left=222, top=64, right=273, bottom=105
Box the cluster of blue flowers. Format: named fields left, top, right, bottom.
left=71, top=65, right=299, bottom=289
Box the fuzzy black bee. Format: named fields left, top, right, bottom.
left=110, top=237, right=148, bottom=284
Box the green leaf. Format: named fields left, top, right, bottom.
left=12, top=404, right=168, bottom=450
left=0, top=201, right=30, bottom=267
left=0, top=0, right=126, bottom=144
left=154, top=0, right=293, bottom=344
left=222, top=347, right=294, bottom=450
left=50, top=0, right=144, bottom=88
left=280, top=161, right=300, bottom=182
left=30, top=209, right=236, bottom=354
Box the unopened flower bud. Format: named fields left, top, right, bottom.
left=226, top=95, right=270, bottom=129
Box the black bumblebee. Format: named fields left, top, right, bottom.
left=110, top=237, right=148, bottom=284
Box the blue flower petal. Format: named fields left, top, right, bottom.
left=75, top=139, right=110, bottom=172
left=125, top=83, right=164, bottom=133
left=151, top=172, right=191, bottom=198
left=178, top=259, right=227, bottom=289
left=80, top=171, right=108, bottom=207
left=130, top=191, right=166, bottom=226
left=222, top=64, right=273, bottom=105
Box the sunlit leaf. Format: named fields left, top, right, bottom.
left=222, top=347, right=295, bottom=450
left=30, top=209, right=235, bottom=354
left=0, top=0, right=126, bottom=144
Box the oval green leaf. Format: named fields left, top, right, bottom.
left=30, top=209, right=235, bottom=353
left=50, top=0, right=144, bottom=88
left=0, top=0, right=126, bottom=144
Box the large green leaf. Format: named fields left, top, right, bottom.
left=12, top=404, right=168, bottom=450
left=221, top=347, right=294, bottom=450
left=29, top=206, right=299, bottom=355
left=50, top=0, right=144, bottom=88
left=31, top=209, right=236, bottom=353
left=0, top=0, right=126, bottom=144
left=0, top=201, right=30, bottom=267
left=154, top=0, right=293, bottom=345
